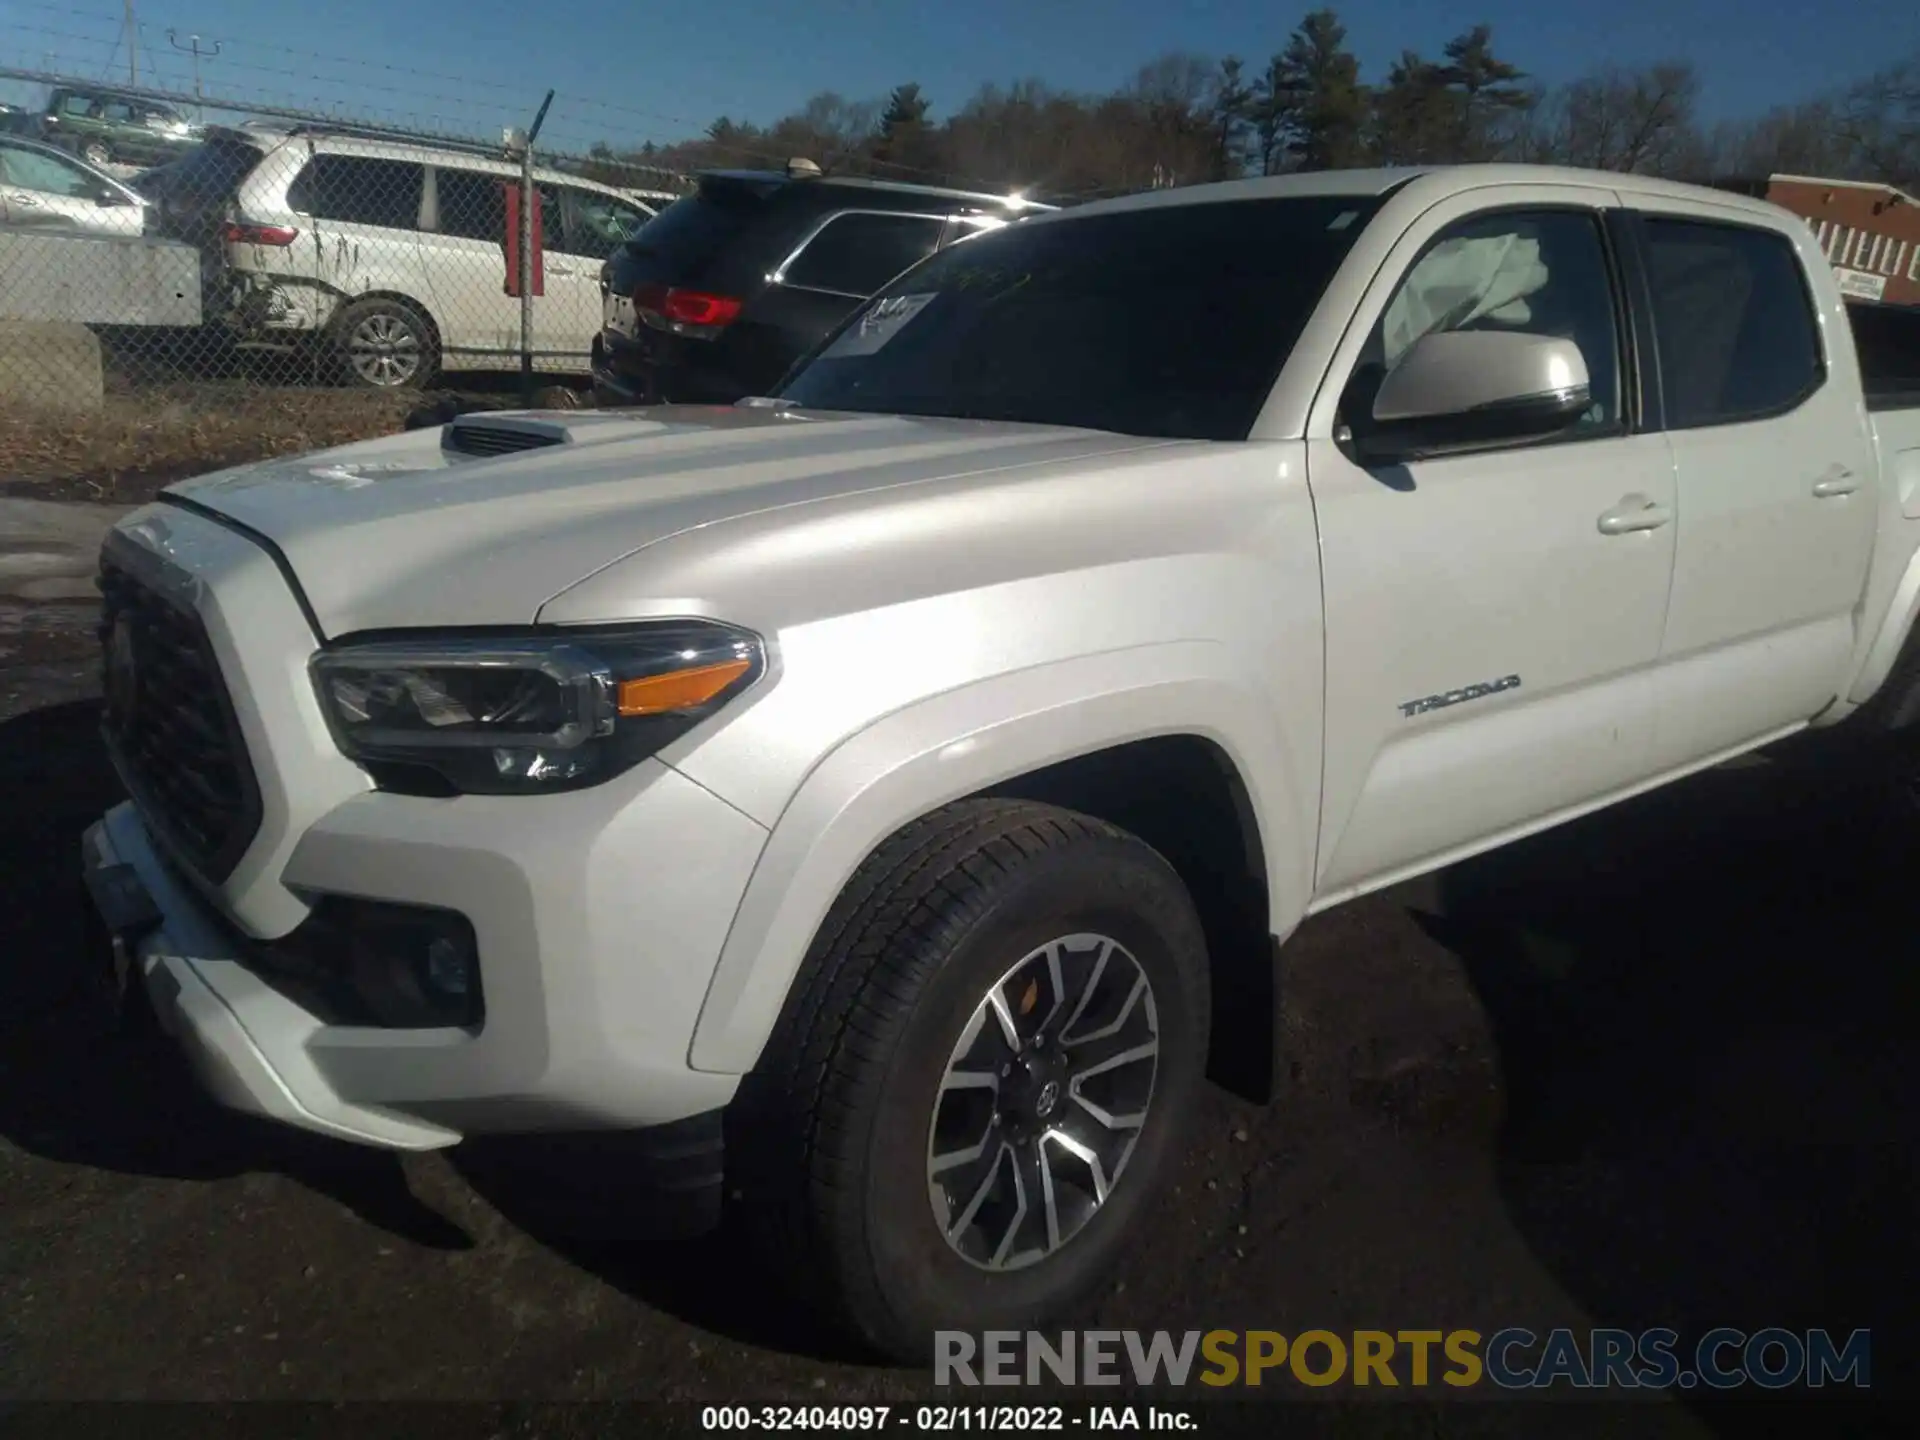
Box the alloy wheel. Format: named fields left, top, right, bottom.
left=927, top=931, right=1161, bottom=1272
left=346, top=311, right=422, bottom=387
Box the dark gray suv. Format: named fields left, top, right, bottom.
left=592, top=163, right=1051, bottom=406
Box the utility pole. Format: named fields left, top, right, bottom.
left=126, top=1, right=137, bottom=85
left=166, top=30, right=222, bottom=108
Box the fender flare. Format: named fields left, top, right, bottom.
left=1850, top=543, right=1920, bottom=712
left=686, top=640, right=1312, bottom=1075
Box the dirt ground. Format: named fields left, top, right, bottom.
left=0, top=376, right=571, bottom=504
left=0, top=571, right=1913, bottom=1434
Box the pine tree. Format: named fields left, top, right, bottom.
left=1261, top=9, right=1367, bottom=173
left=1438, top=25, right=1533, bottom=161
left=1369, top=51, right=1454, bottom=165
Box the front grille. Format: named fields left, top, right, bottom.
left=441, top=421, right=566, bottom=457
left=97, top=558, right=262, bottom=884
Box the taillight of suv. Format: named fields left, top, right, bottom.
left=632, top=282, right=742, bottom=339
left=222, top=221, right=299, bottom=246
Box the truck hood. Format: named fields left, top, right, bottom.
left=165, top=404, right=1173, bottom=636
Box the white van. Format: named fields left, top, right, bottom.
left=150, top=125, right=656, bottom=388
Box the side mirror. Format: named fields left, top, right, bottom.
left=1354, top=330, right=1591, bottom=463
left=96, top=188, right=136, bottom=207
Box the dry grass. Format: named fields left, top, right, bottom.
left=0, top=384, right=421, bottom=503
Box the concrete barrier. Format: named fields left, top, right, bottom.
left=0, top=230, right=203, bottom=327
left=0, top=320, right=104, bottom=413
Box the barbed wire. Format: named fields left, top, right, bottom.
left=27, top=0, right=1225, bottom=199
left=0, top=22, right=1050, bottom=193
left=6, top=1, right=949, bottom=167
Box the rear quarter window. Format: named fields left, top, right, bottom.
left=781, top=211, right=945, bottom=297
left=619, top=177, right=778, bottom=282
left=139, top=136, right=263, bottom=213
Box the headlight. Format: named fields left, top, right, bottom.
left=310, top=621, right=764, bottom=796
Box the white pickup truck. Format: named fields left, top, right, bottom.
left=80, top=164, right=1920, bottom=1361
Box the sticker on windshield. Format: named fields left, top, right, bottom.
left=822, top=292, right=936, bottom=358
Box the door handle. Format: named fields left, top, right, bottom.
left=1597, top=493, right=1673, bottom=535
left=1812, top=466, right=1859, bottom=498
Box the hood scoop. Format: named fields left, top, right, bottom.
left=441, top=415, right=573, bottom=459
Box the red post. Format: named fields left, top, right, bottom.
left=502, top=181, right=545, bottom=297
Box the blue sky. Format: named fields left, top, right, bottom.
left=3, top=0, right=1916, bottom=160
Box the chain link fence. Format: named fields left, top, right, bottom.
left=0, top=40, right=720, bottom=496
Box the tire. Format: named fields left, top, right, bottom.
left=82, top=141, right=111, bottom=167
left=729, top=798, right=1211, bottom=1363
left=330, top=295, right=437, bottom=390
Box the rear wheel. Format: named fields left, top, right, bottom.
left=730, top=798, right=1211, bottom=1363
left=330, top=296, right=436, bottom=390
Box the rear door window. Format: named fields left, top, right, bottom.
left=560, top=187, right=651, bottom=259
left=434, top=166, right=509, bottom=242
left=782, top=211, right=944, bottom=297
left=1640, top=217, right=1825, bottom=428
left=289, top=155, right=425, bottom=231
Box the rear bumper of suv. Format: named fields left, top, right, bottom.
left=591, top=330, right=746, bottom=406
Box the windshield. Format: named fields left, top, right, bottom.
left=774, top=194, right=1381, bottom=441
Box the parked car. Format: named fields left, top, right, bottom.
left=139, top=124, right=659, bottom=388
left=80, top=165, right=1920, bottom=1362
left=0, top=134, right=147, bottom=235
left=26, top=84, right=201, bottom=169
left=593, top=162, right=1051, bottom=404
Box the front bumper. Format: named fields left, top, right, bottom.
left=84, top=502, right=771, bottom=1154
left=83, top=806, right=455, bottom=1150
left=81, top=760, right=767, bottom=1151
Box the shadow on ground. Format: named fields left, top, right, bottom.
left=449, top=1136, right=868, bottom=1363
left=1416, top=737, right=1917, bottom=1423
left=0, top=700, right=472, bottom=1253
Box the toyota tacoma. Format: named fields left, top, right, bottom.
left=81, top=164, right=1920, bottom=1361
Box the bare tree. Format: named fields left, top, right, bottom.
left=1704, top=99, right=1849, bottom=182
left=1836, top=58, right=1919, bottom=190
left=1524, top=63, right=1701, bottom=175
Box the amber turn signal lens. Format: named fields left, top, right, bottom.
left=616, top=658, right=752, bottom=717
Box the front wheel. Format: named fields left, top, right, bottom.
left=730, top=798, right=1211, bottom=1362
left=81, top=140, right=112, bottom=167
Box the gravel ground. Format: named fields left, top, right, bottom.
left=0, top=542, right=1912, bottom=1434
